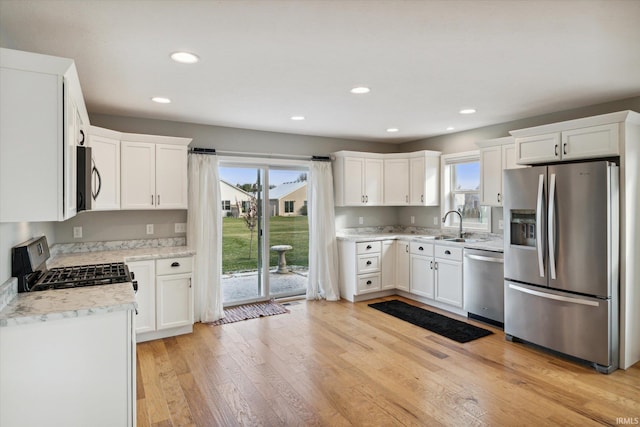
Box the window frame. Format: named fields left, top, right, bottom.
left=222, top=200, right=231, bottom=211
left=284, top=200, right=294, bottom=213
left=440, top=151, right=490, bottom=233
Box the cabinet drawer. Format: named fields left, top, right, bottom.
left=357, top=254, right=380, bottom=273
left=357, top=273, right=381, bottom=293
left=434, top=245, right=463, bottom=261
left=410, top=241, right=433, bottom=256
left=156, top=257, right=193, bottom=275
left=356, top=241, right=381, bottom=254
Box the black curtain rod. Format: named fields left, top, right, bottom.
left=188, top=147, right=331, bottom=162
left=188, top=147, right=216, bottom=155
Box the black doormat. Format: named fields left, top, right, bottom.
left=368, top=300, right=493, bottom=343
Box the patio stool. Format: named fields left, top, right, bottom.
left=271, top=245, right=293, bottom=274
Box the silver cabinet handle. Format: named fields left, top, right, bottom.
left=497, top=193, right=501, bottom=203
left=421, top=195, right=424, bottom=203
left=405, top=244, right=409, bottom=253
left=464, top=253, right=504, bottom=263
left=405, top=195, right=408, bottom=203
left=536, top=174, right=545, bottom=278
left=508, top=284, right=598, bottom=307
left=151, top=195, right=154, bottom=205
left=157, top=194, right=160, bottom=205
left=434, top=262, right=438, bottom=270
left=365, top=195, right=368, bottom=203
left=429, top=260, right=433, bottom=269
left=548, top=173, right=557, bottom=280
left=361, top=195, right=365, bottom=203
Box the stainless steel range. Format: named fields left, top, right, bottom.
left=12, top=236, right=133, bottom=293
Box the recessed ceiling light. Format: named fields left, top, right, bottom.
left=151, top=97, right=171, bottom=104
left=459, top=108, right=476, bottom=114
left=350, top=86, right=371, bottom=94
left=170, top=51, right=199, bottom=64
left=446, top=126, right=455, bottom=131
left=290, top=116, right=305, bottom=121
left=386, top=128, right=399, bottom=133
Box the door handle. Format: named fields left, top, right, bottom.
left=151, top=195, right=154, bottom=205
left=405, top=195, right=408, bottom=203
left=508, top=283, right=598, bottom=306
left=536, top=174, right=545, bottom=278
left=405, top=245, right=409, bottom=253
left=92, top=163, right=102, bottom=200
left=171, top=262, right=180, bottom=267
left=418, top=246, right=424, bottom=251
left=366, top=260, right=372, bottom=266
left=157, top=194, right=160, bottom=205
left=421, top=195, right=424, bottom=203
left=429, top=260, right=433, bottom=269
left=434, top=262, right=438, bottom=270
left=497, top=193, right=501, bottom=203
left=444, top=250, right=451, bottom=255
left=548, top=173, right=557, bottom=280
left=366, top=245, right=372, bottom=249
left=554, top=144, right=559, bottom=157
left=563, top=143, right=568, bottom=155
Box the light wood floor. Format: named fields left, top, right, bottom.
left=136, top=296, right=640, bottom=426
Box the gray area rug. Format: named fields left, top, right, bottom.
left=210, top=301, right=290, bottom=325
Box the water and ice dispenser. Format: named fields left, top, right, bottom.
left=510, top=210, right=536, bottom=247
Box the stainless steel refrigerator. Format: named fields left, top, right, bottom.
left=503, top=161, right=619, bottom=373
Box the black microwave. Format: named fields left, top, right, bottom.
left=77, top=146, right=93, bottom=212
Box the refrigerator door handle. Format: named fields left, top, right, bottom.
left=508, top=284, right=599, bottom=307
left=536, top=174, right=545, bottom=278
left=548, top=173, right=557, bottom=280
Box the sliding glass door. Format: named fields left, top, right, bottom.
left=219, top=164, right=308, bottom=306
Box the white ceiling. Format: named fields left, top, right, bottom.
left=1, top=0, right=639, bottom=143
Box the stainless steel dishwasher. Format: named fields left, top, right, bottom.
left=463, top=248, right=504, bottom=326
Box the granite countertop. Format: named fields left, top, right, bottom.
left=336, top=228, right=504, bottom=253
left=0, top=241, right=195, bottom=327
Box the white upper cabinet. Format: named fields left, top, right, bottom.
left=333, top=153, right=383, bottom=206
left=478, top=137, right=525, bottom=207
left=88, top=126, right=121, bottom=210
left=409, top=152, right=440, bottom=206
left=511, top=112, right=630, bottom=165
left=0, top=48, right=89, bottom=222
left=121, top=134, right=190, bottom=210
left=384, top=158, right=409, bottom=205
left=333, top=150, right=440, bottom=207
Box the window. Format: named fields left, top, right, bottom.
left=241, top=200, right=249, bottom=213
left=221, top=200, right=231, bottom=210
left=284, top=200, right=294, bottom=213
left=441, top=151, right=490, bottom=232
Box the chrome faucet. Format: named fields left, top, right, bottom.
left=442, top=210, right=464, bottom=238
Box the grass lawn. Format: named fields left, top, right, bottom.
left=222, top=216, right=309, bottom=273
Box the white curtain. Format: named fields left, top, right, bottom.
left=187, top=153, right=224, bottom=322
left=307, top=160, right=340, bottom=301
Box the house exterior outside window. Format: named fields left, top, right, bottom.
left=222, top=200, right=231, bottom=211
left=284, top=200, right=294, bottom=213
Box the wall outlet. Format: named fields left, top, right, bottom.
left=498, top=219, right=504, bottom=230
left=174, top=223, right=187, bottom=233
left=358, top=216, right=364, bottom=225
left=146, top=224, right=154, bottom=235
left=410, top=216, right=415, bottom=224
left=433, top=216, right=439, bottom=225
left=73, top=226, right=82, bottom=239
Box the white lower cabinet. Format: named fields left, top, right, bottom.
left=409, top=241, right=435, bottom=298
left=396, top=241, right=410, bottom=292
left=339, top=240, right=398, bottom=301
left=433, top=245, right=463, bottom=307
left=0, top=310, right=135, bottom=427
left=128, top=256, right=194, bottom=342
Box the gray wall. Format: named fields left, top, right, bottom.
left=90, top=114, right=399, bottom=156
left=335, top=207, right=399, bottom=230
left=1, top=222, right=55, bottom=284
left=54, top=210, right=188, bottom=244
left=401, top=96, right=640, bottom=154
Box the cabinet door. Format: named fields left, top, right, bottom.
left=410, top=255, right=434, bottom=298
left=435, top=259, right=463, bottom=307
left=343, top=157, right=365, bottom=205
left=155, top=144, right=188, bottom=209
left=515, top=133, right=560, bottom=164
left=480, top=146, right=502, bottom=206
left=64, top=94, right=78, bottom=220
left=396, top=242, right=410, bottom=291
left=410, top=155, right=439, bottom=206
left=562, top=123, right=619, bottom=160
left=89, top=134, right=121, bottom=210
left=128, top=260, right=156, bottom=335
left=156, top=273, right=193, bottom=330
left=383, top=158, right=409, bottom=205
left=409, top=156, right=425, bottom=205
left=381, top=240, right=396, bottom=290
left=121, top=141, right=155, bottom=209
left=364, top=158, right=384, bottom=205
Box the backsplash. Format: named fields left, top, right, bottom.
left=50, top=237, right=187, bottom=256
